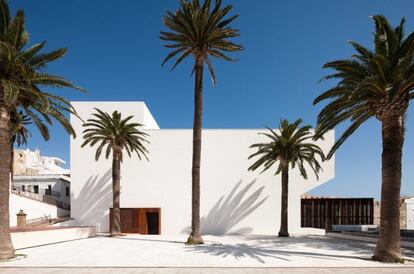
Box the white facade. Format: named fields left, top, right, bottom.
left=70, top=101, right=335, bottom=235
left=12, top=148, right=71, bottom=207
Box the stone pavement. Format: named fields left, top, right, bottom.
left=1, top=267, right=414, bottom=274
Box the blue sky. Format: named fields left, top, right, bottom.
left=12, top=0, right=414, bottom=199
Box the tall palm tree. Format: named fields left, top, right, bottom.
left=313, top=15, right=414, bottom=262
left=248, top=119, right=325, bottom=237
left=81, top=109, right=149, bottom=236
left=161, top=0, right=242, bottom=244
left=0, top=0, right=83, bottom=260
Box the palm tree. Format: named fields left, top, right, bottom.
left=248, top=119, right=325, bottom=237
left=10, top=110, right=31, bottom=148
left=10, top=109, right=32, bottom=182
left=0, top=0, right=83, bottom=260
left=313, top=15, right=414, bottom=262
left=161, top=0, right=242, bottom=244
left=81, top=109, right=149, bottom=236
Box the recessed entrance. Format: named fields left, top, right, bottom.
left=146, top=212, right=160, bottom=235
left=109, top=208, right=161, bottom=234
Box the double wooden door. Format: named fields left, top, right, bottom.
left=110, top=208, right=161, bottom=234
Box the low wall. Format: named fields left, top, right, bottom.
left=11, top=226, right=96, bottom=249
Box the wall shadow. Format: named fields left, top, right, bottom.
left=183, top=180, right=268, bottom=235
left=72, top=169, right=112, bottom=231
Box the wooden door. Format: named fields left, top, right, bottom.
left=110, top=208, right=161, bottom=234
left=120, top=208, right=136, bottom=233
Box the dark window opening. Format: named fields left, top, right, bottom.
left=66, top=186, right=70, bottom=197
left=146, top=212, right=160, bottom=235
left=46, top=185, right=52, bottom=195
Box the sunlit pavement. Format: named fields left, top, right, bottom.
left=0, top=234, right=413, bottom=271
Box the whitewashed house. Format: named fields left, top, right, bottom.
left=12, top=148, right=71, bottom=208
left=70, top=101, right=335, bottom=235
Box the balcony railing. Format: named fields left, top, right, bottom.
left=26, top=215, right=52, bottom=227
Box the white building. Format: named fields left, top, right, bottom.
left=12, top=148, right=71, bottom=208
left=12, top=175, right=70, bottom=207
left=70, top=101, right=335, bottom=235
left=13, top=148, right=69, bottom=175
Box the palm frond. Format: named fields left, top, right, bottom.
left=248, top=119, right=325, bottom=180
left=161, top=0, right=242, bottom=84
left=82, top=109, right=150, bottom=162
left=315, top=15, right=414, bottom=154
left=0, top=2, right=84, bottom=143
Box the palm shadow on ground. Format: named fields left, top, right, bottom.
left=185, top=238, right=371, bottom=264
left=243, top=234, right=414, bottom=257
left=185, top=234, right=414, bottom=263
left=182, top=180, right=269, bottom=235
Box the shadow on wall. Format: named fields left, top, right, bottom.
left=72, top=169, right=112, bottom=231
left=183, top=180, right=268, bottom=235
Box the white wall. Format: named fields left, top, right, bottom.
left=70, top=102, right=335, bottom=235
left=9, top=193, right=70, bottom=226
left=71, top=101, right=159, bottom=129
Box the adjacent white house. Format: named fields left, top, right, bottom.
left=70, top=101, right=335, bottom=235
left=12, top=148, right=71, bottom=207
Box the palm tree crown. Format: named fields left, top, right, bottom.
left=81, top=108, right=149, bottom=161
left=314, top=15, right=414, bottom=158
left=248, top=119, right=325, bottom=180
left=10, top=109, right=31, bottom=147
left=0, top=0, right=84, bottom=137
left=161, top=0, right=243, bottom=84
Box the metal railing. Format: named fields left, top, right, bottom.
left=400, top=229, right=414, bottom=242
left=26, top=215, right=52, bottom=227
left=12, top=185, right=61, bottom=197
left=11, top=185, right=70, bottom=210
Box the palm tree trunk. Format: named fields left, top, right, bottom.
left=373, top=113, right=404, bottom=262
left=10, top=140, right=14, bottom=184
left=187, top=56, right=204, bottom=245
left=278, top=165, right=289, bottom=237
left=0, top=105, right=15, bottom=260
left=111, top=149, right=122, bottom=236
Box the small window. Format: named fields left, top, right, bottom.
left=66, top=186, right=70, bottom=197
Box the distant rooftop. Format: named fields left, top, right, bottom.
left=13, top=148, right=69, bottom=176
